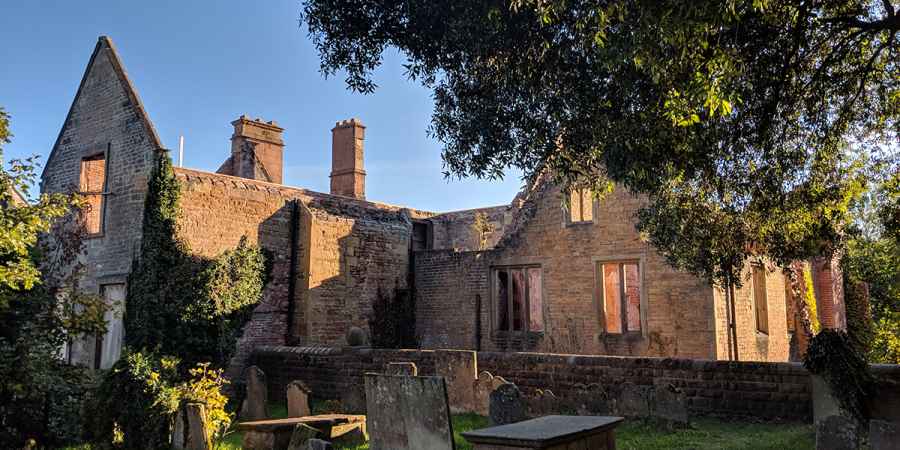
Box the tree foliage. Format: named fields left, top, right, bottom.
left=0, top=107, right=71, bottom=306
left=0, top=107, right=108, bottom=448
left=301, top=0, right=897, bottom=285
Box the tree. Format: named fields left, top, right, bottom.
left=300, top=0, right=896, bottom=286
left=0, top=108, right=70, bottom=307
left=0, top=107, right=108, bottom=447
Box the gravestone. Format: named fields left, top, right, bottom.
left=364, top=374, right=455, bottom=450
left=489, top=383, right=526, bottom=426
left=340, top=383, right=367, bottom=414
left=577, top=383, right=610, bottom=415
left=869, top=419, right=899, bottom=450
left=525, top=389, right=560, bottom=417
left=287, top=380, right=312, bottom=417
left=474, top=371, right=508, bottom=416
left=241, top=365, right=268, bottom=421
left=816, top=415, right=859, bottom=450
left=434, top=349, right=478, bottom=413
left=617, top=382, right=651, bottom=417
left=185, top=403, right=212, bottom=450
left=651, top=383, right=689, bottom=426
left=386, top=362, right=418, bottom=376
left=306, top=439, right=333, bottom=450
left=172, top=407, right=186, bottom=449
left=287, top=423, right=320, bottom=450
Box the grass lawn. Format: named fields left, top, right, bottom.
left=64, top=402, right=814, bottom=449
left=215, top=403, right=814, bottom=450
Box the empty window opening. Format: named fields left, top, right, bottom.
left=600, top=262, right=642, bottom=333
left=494, top=266, right=543, bottom=333
left=568, top=188, right=593, bottom=223
left=79, top=153, right=107, bottom=235
left=753, top=265, right=769, bottom=334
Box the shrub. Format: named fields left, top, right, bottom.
left=90, top=352, right=232, bottom=449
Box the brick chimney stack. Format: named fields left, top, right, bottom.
left=330, top=118, right=366, bottom=199
left=229, top=115, right=284, bottom=184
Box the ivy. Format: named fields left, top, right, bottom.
left=803, top=329, right=875, bottom=424
left=124, top=152, right=267, bottom=369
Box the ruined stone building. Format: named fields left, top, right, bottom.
left=42, top=37, right=846, bottom=372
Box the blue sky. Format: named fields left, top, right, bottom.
left=0, top=0, right=523, bottom=212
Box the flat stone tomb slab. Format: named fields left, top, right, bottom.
left=237, top=415, right=365, bottom=450
left=462, top=415, right=624, bottom=450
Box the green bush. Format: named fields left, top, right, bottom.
left=90, top=352, right=233, bottom=449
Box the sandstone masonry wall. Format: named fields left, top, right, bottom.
left=253, top=346, right=897, bottom=422
left=429, top=205, right=511, bottom=251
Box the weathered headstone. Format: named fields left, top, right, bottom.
left=346, top=327, right=367, bottom=346
left=434, top=349, right=478, bottom=413
left=816, top=415, right=859, bottom=450
left=287, top=423, right=320, bottom=450
left=172, top=406, right=187, bottom=449
left=869, top=419, right=899, bottom=450
left=617, top=382, right=651, bottom=418
left=577, top=383, right=610, bottom=415
left=364, top=374, right=455, bottom=450
left=489, top=382, right=526, bottom=426
left=306, top=439, right=333, bottom=450
left=241, top=365, right=268, bottom=421
left=474, top=371, right=507, bottom=416
left=340, top=382, right=367, bottom=414
left=652, top=383, right=689, bottom=426
left=185, top=403, right=212, bottom=450
left=525, top=389, right=560, bottom=417
left=386, top=362, right=418, bottom=376
left=287, top=380, right=312, bottom=418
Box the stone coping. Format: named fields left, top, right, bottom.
left=462, top=415, right=623, bottom=446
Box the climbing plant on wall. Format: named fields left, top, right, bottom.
left=124, top=151, right=268, bottom=368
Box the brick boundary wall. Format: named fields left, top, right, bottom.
left=252, top=346, right=900, bottom=423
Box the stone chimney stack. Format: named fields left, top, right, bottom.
left=330, top=118, right=366, bottom=199
left=229, top=115, right=284, bottom=184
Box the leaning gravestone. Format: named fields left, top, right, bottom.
left=816, top=415, right=859, bottom=450
left=364, top=373, right=455, bottom=450
left=386, top=362, right=418, bottom=376
left=474, top=371, right=508, bottom=416
left=489, top=383, right=526, bottom=426
left=287, top=380, right=312, bottom=417
left=241, top=366, right=268, bottom=421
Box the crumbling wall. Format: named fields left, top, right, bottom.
left=429, top=205, right=511, bottom=251
left=416, top=181, right=724, bottom=359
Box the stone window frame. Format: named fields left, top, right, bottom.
left=489, top=264, right=545, bottom=338
left=751, top=263, right=769, bottom=335
left=564, top=187, right=596, bottom=227
left=78, top=144, right=110, bottom=238
left=593, top=255, right=648, bottom=338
